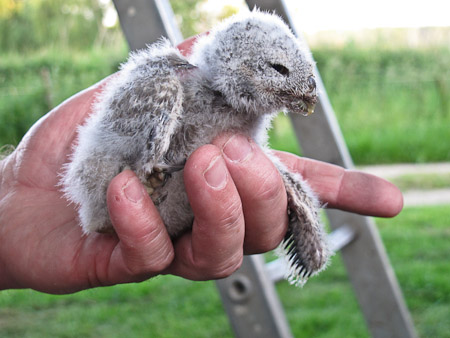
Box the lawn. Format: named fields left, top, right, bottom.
left=1, top=205, right=449, bottom=337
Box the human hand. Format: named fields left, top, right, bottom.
left=0, top=40, right=403, bottom=295
left=274, top=151, right=404, bottom=217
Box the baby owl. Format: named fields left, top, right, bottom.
left=61, top=10, right=330, bottom=286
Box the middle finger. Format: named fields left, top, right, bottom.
left=213, top=134, right=288, bottom=254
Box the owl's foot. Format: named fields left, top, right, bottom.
left=144, top=168, right=169, bottom=205
left=278, top=169, right=330, bottom=286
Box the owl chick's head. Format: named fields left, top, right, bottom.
left=190, top=10, right=317, bottom=116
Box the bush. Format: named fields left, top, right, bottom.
left=270, top=46, right=450, bottom=164
left=1, top=45, right=449, bottom=164
left=0, top=47, right=127, bottom=145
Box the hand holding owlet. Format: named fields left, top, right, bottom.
left=61, top=10, right=330, bottom=286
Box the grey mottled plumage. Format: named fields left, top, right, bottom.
left=61, top=10, right=330, bottom=286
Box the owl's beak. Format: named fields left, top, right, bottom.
left=284, top=78, right=318, bottom=116
left=306, top=76, right=317, bottom=115
left=306, top=102, right=315, bottom=115
left=286, top=99, right=316, bottom=116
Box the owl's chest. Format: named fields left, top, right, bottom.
left=149, top=113, right=265, bottom=237
left=164, top=103, right=264, bottom=166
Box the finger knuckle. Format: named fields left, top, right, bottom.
left=123, top=233, right=174, bottom=276
left=125, top=251, right=173, bottom=277
left=259, top=229, right=285, bottom=252
left=218, top=198, right=244, bottom=233
left=191, top=251, right=243, bottom=279
left=254, top=169, right=285, bottom=202
left=210, top=254, right=243, bottom=279
left=245, top=219, right=287, bottom=254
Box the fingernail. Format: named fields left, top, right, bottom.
left=204, top=156, right=228, bottom=189
left=123, top=177, right=144, bottom=203
left=222, top=134, right=253, bottom=162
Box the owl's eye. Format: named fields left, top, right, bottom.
left=270, top=63, right=290, bottom=76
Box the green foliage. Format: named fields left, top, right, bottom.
left=0, top=47, right=127, bottom=145
left=3, top=45, right=449, bottom=165
left=269, top=45, right=450, bottom=164
left=268, top=113, right=301, bottom=155
left=315, top=46, right=450, bottom=164
left=170, top=0, right=240, bottom=38
left=170, top=0, right=204, bottom=37
left=0, top=0, right=121, bottom=52
left=1, top=0, right=448, bottom=164
left=1, top=206, right=449, bottom=337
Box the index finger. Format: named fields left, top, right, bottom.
left=274, top=151, right=403, bottom=217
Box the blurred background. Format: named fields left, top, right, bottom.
left=0, top=0, right=449, bottom=337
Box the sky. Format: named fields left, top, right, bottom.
left=286, top=0, right=449, bottom=33
left=103, top=0, right=449, bottom=32
left=201, top=0, right=449, bottom=32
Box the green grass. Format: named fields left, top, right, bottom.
left=391, top=173, right=450, bottom=191
left=1, top=205, right=449, bottom=337
left=377, top=206, right=450, bottom=337
left=0, top=277, right=232, bottom=338
left=276, top=206, right=450, bottom=338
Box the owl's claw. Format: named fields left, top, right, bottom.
left=144, top=168, right=169, bottom=205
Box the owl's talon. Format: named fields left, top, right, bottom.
left=149, top=175, right=163, bottom=188
left=145, top=185, right=155, bottom=195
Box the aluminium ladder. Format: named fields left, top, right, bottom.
left=111, top=1, right=417, bottom=337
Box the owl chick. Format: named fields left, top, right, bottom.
left=61, top=10, right=329, bottom=286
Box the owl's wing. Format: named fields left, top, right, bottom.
left=98, top=45, right=196, bottom=174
